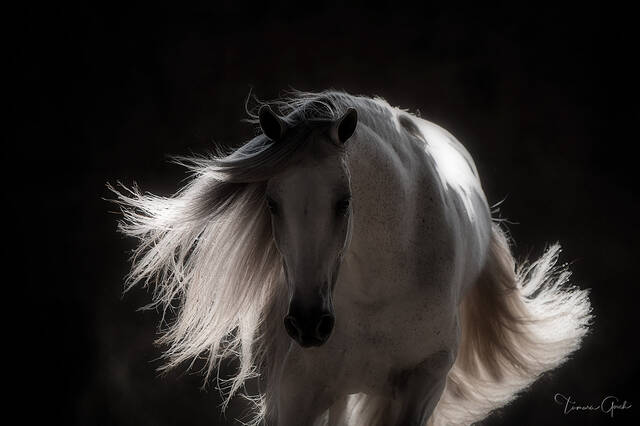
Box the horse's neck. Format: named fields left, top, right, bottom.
left=342, top=121, right=445, bottom=300
left=343, top=116, right=491, bottom=304
left=411, top=117, right=492, bottom=296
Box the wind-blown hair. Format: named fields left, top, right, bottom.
left=109, top=90, right=362, bottom=422
left=430, top=224, right=592, bottom=425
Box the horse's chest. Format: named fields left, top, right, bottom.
left=327, top=282, right=458, bottom=395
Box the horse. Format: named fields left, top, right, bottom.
left=110, top=90, right=592, bottom=425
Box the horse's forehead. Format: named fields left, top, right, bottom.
left=269, top=156, right=347, bottom=194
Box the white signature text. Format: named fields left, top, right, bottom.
left=554, top=393, right=632, bottom=418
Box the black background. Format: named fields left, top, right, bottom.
left=12, top=3, right=639, bottom=425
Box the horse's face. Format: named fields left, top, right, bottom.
left=266, top=156, right=351, bottom=347
left=261, top=106, right=358, bottom=348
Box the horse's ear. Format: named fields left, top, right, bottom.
left=335, top=107, right=358, bottom=144
left=259, top=105, right=285, bottom=141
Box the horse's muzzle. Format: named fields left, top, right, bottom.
left=283, top=310, right=335, bottom=347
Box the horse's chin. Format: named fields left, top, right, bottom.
left=295, top=336, right=326, bottom=348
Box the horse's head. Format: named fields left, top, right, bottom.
left=260, top=105, right=358, bottom=348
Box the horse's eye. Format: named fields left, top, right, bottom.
left=266, top=197, right=279, bottom=215
left=336, top=196, right=351, bottom=215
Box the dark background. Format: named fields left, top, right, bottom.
left=13, top=2, right=639, bottom=425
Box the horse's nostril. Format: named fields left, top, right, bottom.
left=284, top=312, right=334, bottom=346
left=283, top=315, right=301, bottom=340
left=316, top=314, right=335, bottom=339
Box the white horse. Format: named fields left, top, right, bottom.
left=111, top=90, right=592, bottom=425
